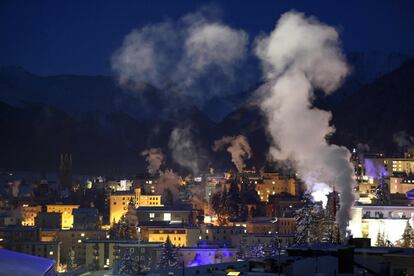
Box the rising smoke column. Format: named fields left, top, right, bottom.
left=141, top=148, right=164, bottom=175
left=157, top=169, right=182, bottom=205
left=213, top=135, right=252, bottom=172
left=255, top=11, right=356, bottom=237
left=169, top=126, right=207, bottom=175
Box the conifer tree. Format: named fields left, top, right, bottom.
left=119, top=250, right=138, bottom=275
left=322, top=192, right=340, bottom=243
left=66, top=247, right=76, bottom=271
left=400, top=221, right=414, bottom=248
left=295, top=193, right=315, bottom=245
left=159, top=236, right=179, bottom=269
left=375, top=176, right=390, bottom=205
left=376, top=230, right=386, bottom=247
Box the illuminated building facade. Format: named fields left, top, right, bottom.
left=256, top=172, right=296, bottom=202
left=46, top=205, right=79, bottom=229
left=390, top=175, right=414, bottom=194
left=199, top=225, right=245, bottom=244
left=109, top=188, right=162, bottom=225
left=57, top=229, right=108, bottom=266
left=21, top=205, right=42, bottom=226
left=136, top=207, right=194, bottom=224
left=146, top=226, right=199, bottom=247
left=349, top=205, right=414, bottom=246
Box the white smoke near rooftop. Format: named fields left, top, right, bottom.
left=112, top=7, right=248, bottom=103
left=141, top=148, right=164, bottom=175
left=393, top=131, right=414, bottom=148
left=169, top=126, right=208, bottom=175
left=9, top=180, right=20, bottom=198
left=157, top=169, right=182, bottom=205
left=255, top=11, right=355, bottom=238
left=213, top=135, right=252, bottom=173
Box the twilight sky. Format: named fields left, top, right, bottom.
left=0, top=0, right=413, bottom=75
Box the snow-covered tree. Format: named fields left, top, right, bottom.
left=111, top=199, right=138, bottom=240
left=247, top=243, right=266, bottom=258
left=375, top=176, right=390, bottom=205
left=295, top=193, right=320, bottom=245
left=322, top=192, right=340, bottom=243
left=376, top=230, right=386, bottom=247
left=66, top=247, right=76, bottom=271
left=119, top=251, right=138, bottom=275
left=159, top=236, right=179, bottom=269
left=226, top=181, right=241, bottom=219
left=400, top=221, right=414, bottom=248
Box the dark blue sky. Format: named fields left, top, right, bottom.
left=1, top=0, right=413, bottom=76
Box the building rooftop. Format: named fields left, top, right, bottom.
left=137, top=206, right=193, bottom=212
left=0, top=249, right=55, bottom=276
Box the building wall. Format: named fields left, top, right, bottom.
left=21, top=205, right=42, bottom=226
left=256, top=173, right=296, bottom=202
left=110, top=188, right=163, bottom=225
left=85, top=241, right=116, bottom=269
left=35, top=212, right=62, bottom=229
left=277, top=217, right=296, bottom=235
left=246, top=221, right=277, bottom=234
left=199, top=226, right=244, bottom=245
left=349, top=206, right=414, bottom=246
left=390, top=176, right=414, bottom=194
left=46, top=205, right=79, bottom=229
left=145, top=227, right=199, bottom=247
left=137, top=210, right=193, bottom=224
left=57, top=230, right=108, bottom=266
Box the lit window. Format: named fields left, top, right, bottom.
left=164, top=213, right=171, bottom=221
left=149, top=213, right=155, bottom=218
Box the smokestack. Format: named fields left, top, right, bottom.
left=255, top=11, right=356, bottom=238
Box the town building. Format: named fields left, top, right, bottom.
left=46, top=204, right=80, bottom=229
left=256, top=172, right=296, bottom=202
left=349, top=205, right=414, bottom=245
left=73, top=208, right=100, bottom=230
left=137, top=206, right=195, bottom=224
left=35, top=212, right=62, bottom=229
left=109, top=188, right=162, bottom=225
left=21, top=205, right=42, bottom=226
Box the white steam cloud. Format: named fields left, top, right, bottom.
left=169, top=127, right=206, bottom=175
left=213, top=135, right=252, bottom=173
left=157, top=169, right=182, bottom=205
left=393, top=131, right=414, bottom=148
left=255, top=11, right=355, bottom=238
left=141, top=148, right=164, bottom=175
left=112, top=8, right=248, bottom=102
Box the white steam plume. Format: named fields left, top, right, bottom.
left=112, top=8, right=248, bottom=102
left=169, top=127, right=206, bottom=175
left=213, top=135, right=252, bottom=173
left=157, top=169, right=182, bottom=205
left=255, top=11, right=355, bottom=238
left=141, top=148, right=164, bottom=175
left=393, top=131, right=414, bottom=148
left=9, top=180, right=20, bottom=198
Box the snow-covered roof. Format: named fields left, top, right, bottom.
left=0, top=248, right=55, bottom=276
